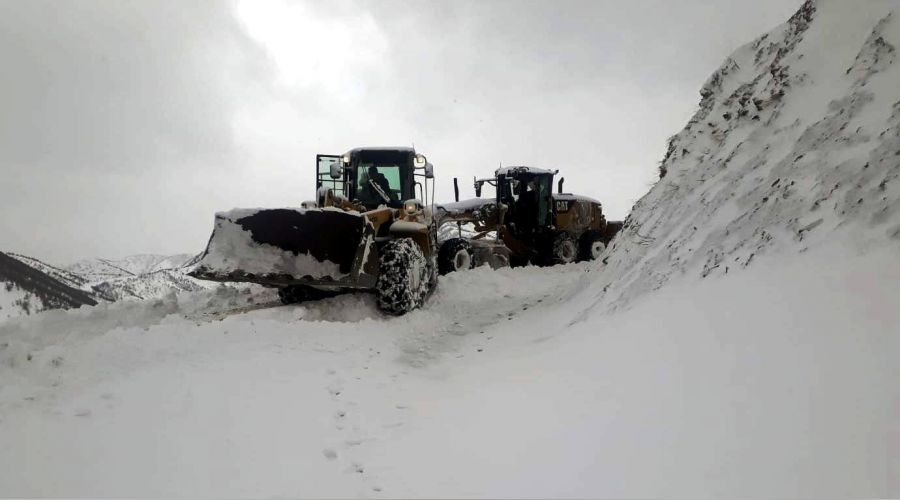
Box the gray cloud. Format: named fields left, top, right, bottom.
left=0, top=0, right=268, bottom=173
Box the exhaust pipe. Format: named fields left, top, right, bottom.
left=558, top=177, right=565, bottom=194
left=453, top=177, right=460, bottom=202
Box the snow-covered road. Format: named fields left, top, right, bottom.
left=1, top=243, right=897, bottom=497
left=0, top=262, right=595, bottom=497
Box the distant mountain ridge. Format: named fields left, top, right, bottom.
left=66, top=253, right=196, bottom=281
left=1, top=251, right=214, bottom=321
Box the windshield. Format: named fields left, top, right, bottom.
left=353, top=151, right=410, bottom=207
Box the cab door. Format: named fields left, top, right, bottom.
left=535, top=175, right=552, bottom=228
left=316, top=154, right=344, bottom=198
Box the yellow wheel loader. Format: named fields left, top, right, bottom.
left=189, top=147, right=438, bottom=315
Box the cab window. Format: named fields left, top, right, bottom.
left=356, top=164, right=402, bottom=206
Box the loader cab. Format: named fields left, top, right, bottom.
left=496, top=167, right=556, bottom=238
left=317, top=147, right=432, bottom=211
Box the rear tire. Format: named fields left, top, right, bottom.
left=549, top=232, right=578, bottom=266
left=376, top=238, right=429, bottom=315
left=578, top=231, right=606, bottom=261
left=438, top=238, right=474, bottom=275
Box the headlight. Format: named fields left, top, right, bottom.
left=404, top=200, right=423, bottom=214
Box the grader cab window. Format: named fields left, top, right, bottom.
left=500, top=173, right=553, bottom=231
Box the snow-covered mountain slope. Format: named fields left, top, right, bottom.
left=0, top=252, right=97, bottom=321
left=4, top=251, right=214, bottom=307
left=65, top=253, right=215, bottom=301
left=0, top=0, right=897, bottom=497
left=589, top=0, right=900, bottom=312
left=6, top=252, right=89, bottom=290
left=66, top=253, right=195, bottom=282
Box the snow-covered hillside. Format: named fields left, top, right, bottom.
left=0, top=0, right=897, bottom=497
left=64, top=253, right=214, bottom=301
left=593, top=0, right=900, bottom=311
left=66, top=253, right=196, bottom=282
left=0, top=252, right=98, bottom=321
left=2, top=252, right=215, bottom=314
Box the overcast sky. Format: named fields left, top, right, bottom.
left=1, top=0, right=802, bottom=264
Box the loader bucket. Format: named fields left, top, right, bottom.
left=189, top=208, right=377, bottom=289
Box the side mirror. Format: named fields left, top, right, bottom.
left=424, top=162, right=434, bottom=179
left=414, top=154, right=427, bottom=168
left=329, top=163, right=342, bottom=180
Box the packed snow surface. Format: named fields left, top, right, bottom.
left=0, top=242, right=896, bottom=497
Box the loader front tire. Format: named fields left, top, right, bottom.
left=549, top=232, right=578, bottom=266
left=376, top=238, right=429, bottom=315
left=438, top=238, right=474, bottom=275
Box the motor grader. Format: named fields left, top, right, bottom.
left=435, top=166, right=621, bottom=273
left=189, top=147, right=439, bottom=315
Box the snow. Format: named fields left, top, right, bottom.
left=0, top=0, right=898, bottom=497
left=387, top=220, right=428, bottom=232
left=0, top=283, right=32, bottom=321
left=8, top=252, right=89, bottom=289
left=590, top=0, right=900, bottom=312
left=0, top=241, right=896, bottom=497
left=554, top=192, right=601, bottom=204
left=496, top=166, right=557, bottom=176
left=66, top=253, right=195, bottom=281
left=193, top=209, right=347, bottom=281
left=435, top=197, right=496, bottom=215
left=9, top=251, right=216, bottom=303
